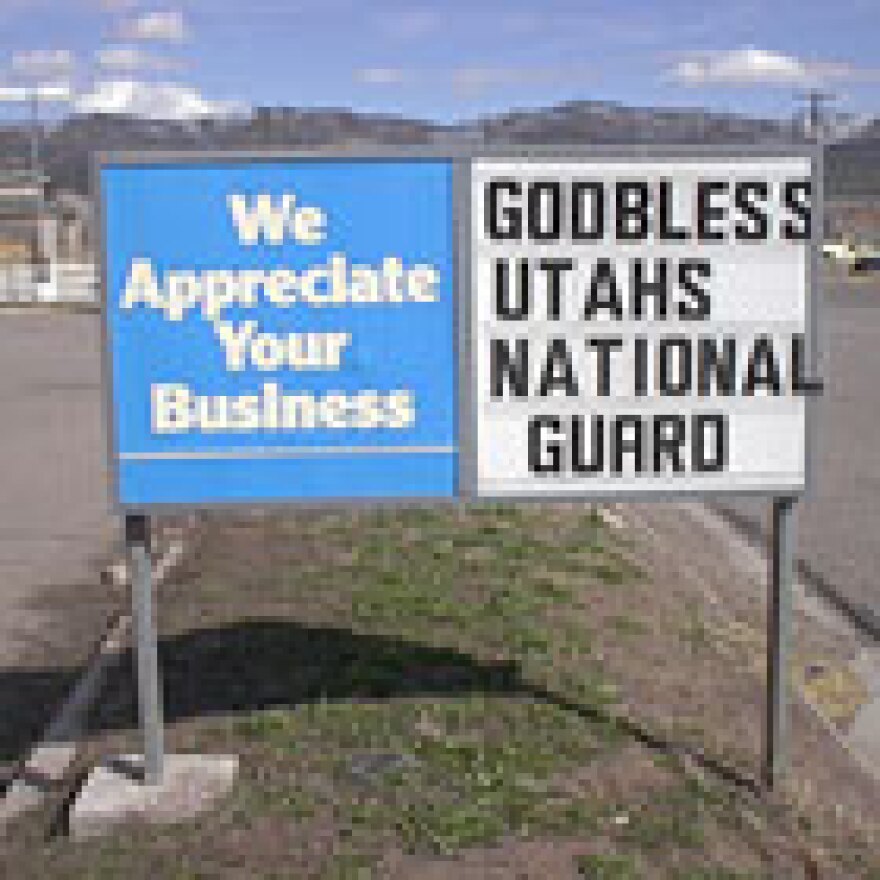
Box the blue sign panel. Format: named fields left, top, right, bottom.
left=102, top=159, right=457, bottom=506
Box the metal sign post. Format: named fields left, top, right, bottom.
left=764, top=496, right=797, bottom=789
left=125, top=514, right=165, bottom=785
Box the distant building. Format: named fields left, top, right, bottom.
left=825, top=200, right=880, bottom=246
left=0, top=171, right=93, bottom=266
left=0, top=171, right=46, bottom=265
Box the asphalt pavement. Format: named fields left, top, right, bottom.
left=0, top=311, right=113, bottom=669
left=716, top=268, right=880, bottom=634
left=0, top=270, right=877, bottom=675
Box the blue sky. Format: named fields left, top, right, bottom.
left=0, top=0, right=877, bottom=122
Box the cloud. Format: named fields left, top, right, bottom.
left=670, top=47, right=866, bottom=86
left=353, top=62, right=591, bottom=97
left=117, top=9, right=188, bottom=43
left=96, top=0, right=139, bottom=9
left=449, top=64, right=589, bottom=97
left=75, top=79, right=242, bottom=119
left=450, top=66, right=523, bottom=95
left=95, top=45, right=180, bottom=72
left=10, top=49, right=75, bottom=79
left=0, top=83, right=72, bottom=103
left=354, top=67, right=410, bottom=86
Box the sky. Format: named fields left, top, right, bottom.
left=0, top=0, right=877, bottom=123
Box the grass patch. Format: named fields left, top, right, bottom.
left=575, top=853, right=640, bottom=879
left=5, top=503, right=875, bottom=878
left=233, top=694, right=620, bottom=855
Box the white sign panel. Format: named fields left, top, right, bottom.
left=471, top=156, right=817, bottom=497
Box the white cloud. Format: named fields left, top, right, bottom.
left=95, top=45, right=180, bottom=72
left=354, top=67, right=410, bottom=86
left=118, top=9, right=188, bottom=43
left=11, top=49, right=75, bottom=79
left=670, top=48, right=862, bottom=86
left=451, top=66, right=521, bottom=94
left=353, top=62, right=590, bottom=96
left=0, top=83, right=72, bottom=103
left=75, top=79, right=241, bottom=119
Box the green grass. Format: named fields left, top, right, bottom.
left=575, top=853, right=640, bottom=879
left=234, top=694, right=620, bottom=855
left=8, top=503, right=871, bottom=878
left=208, top=506, right=653, bottom=857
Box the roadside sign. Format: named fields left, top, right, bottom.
left=101, top=148, right=818, bottom=507
left=98, top=146, right=819, bottom=790
left=470, top=155, right=818, bottom=498
left=101, top=158, right=458, bottom=507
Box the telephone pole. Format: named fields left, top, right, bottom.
left=799, top=89, right=835, bottom=143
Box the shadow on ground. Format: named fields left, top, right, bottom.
left=1, top=619, right=761, bottom=794
left=0, top=668, right=81, bottom=776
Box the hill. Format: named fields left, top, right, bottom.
left=0, top=100, right=876, bottom=199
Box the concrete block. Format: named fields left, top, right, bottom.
left=69, top=753, right=238, bottom=839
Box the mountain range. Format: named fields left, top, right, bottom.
left=0, top=100, right=876, bottom=199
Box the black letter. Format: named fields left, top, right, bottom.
left=697, top=180, right=728, bottom=242
left=613, top=415, right=645, bottom=473
left=572, top=416, right=604, bottom=473
left=791, top=334, right=823, bottom=395
left=494, top=258, right=530, bottom=320
left=490, top=338, right=529, bottom=398
left=528, top=181, right=562, bottom=241
left=658, top=178, right=689, bottom=241
left=632, top=258, right=669, bottom=319
left=486, top=180, right=521, bottom=240
left=615, top=181, right=650, bottom=241
left=528, top=416, right=562, bottom=473
left=584, top=259, right=624, bottom=319
left=538, top=339, right=579, bottom=397
left=653, top=416, right=686, bottom=472
left=586, top=337, right=623, bottom=397
left=734, top=180, right=769, bottom=241
left=572, top=181, right=604, bottom=240
left=782, top=180, right=811, bottom=241
left=538, top=258, right=573, bottom=320
left=658, top=337, right=692, bottom=396
left=697, top=336, right=737, bottom=395
left=743, top=335, right=782, bottom=396
left=677, top=260, right=712, bottom=320
left=693, top=414, right=727, bottom=472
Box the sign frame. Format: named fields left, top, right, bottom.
left=95, top=143, right=821, bottom=512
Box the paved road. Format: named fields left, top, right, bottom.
left=717, top=269, right=880, bottom=631
left=0, top=311, right=113, bottom=669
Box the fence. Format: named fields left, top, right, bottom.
left=0, top=261, right=99, bottom=306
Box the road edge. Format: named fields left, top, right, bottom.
left=689, top=501, right=880, bottom=785
left=0, top=526, right=188, bottom=830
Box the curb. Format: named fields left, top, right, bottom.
left=685, top=501, right=880, bottom=786
left=706, top=501, right=880, bottom=641
left=0, top=532, right=187, bottom=829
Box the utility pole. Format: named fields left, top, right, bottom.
left=29, top=88, right=41, bottom=180
left=800, top=89, right=835, bottom=144
left=29, top=89, right=45, bottom=275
